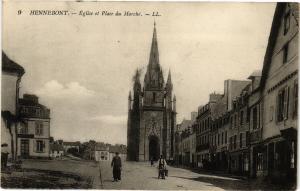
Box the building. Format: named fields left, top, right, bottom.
left=228, top=83, right=251, bottom=175
left=50, top=143, right=64, bottom=159
left=213, top=112, right=230, bottom=172
left=1, top=52, right=25, bottom=161
left=248, top=71, right=264, bottom=178
left=259, top=3, right=298, bottom=182
left=109, top=145, right=127, bottom=161
left=95, top=143, right=109, bottom=161
left=18, top=94, right=51, bottom=158
left=127, top=23, right=176, bottom=161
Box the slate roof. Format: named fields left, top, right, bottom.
left=2, top=52, right=25, bottom=75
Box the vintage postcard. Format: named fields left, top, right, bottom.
left=1, top=1, right=298, bottom=190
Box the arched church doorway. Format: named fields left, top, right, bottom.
left=149, top=135, right=160, bottom=161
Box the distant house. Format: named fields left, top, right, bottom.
left=109, top=145, right=127, bottom=161
left=94, top=143, right=109, bottom=161
left=63, top=141, right=80, bottom=152
left=50, top=143, right=64, bottom=159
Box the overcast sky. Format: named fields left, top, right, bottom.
left=3, top=2, right=275, bottom=144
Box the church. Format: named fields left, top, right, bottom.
left=127, top=23, right=177, bottom=162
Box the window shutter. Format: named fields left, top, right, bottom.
left=33, top=140, right=37, bottom=152
left=276, top=92, right=279, bottom=122
left=284, top=87, right=289, bottom=120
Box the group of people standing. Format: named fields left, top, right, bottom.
left=111, top=153, right=168, bottom=182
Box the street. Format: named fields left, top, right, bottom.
left=96, top=160, right=289, bottom=190
left=1, top=157, right=294, bottom=190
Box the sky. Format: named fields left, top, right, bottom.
left=3, top=1, right=276, bottom=145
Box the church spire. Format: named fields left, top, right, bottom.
left=167, top=69, right=172, bottom=84
left=144, top=22, right=164, bottom=89
left=148, top=21, right=159, bottom=68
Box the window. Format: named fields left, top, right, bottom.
left=35, top=122, right=43, bottom=136
left=293, top=80, right=298, bottom=117
left=246, top=131, right=250, bottom=146
left=253, top=107, right=258, bottom=129
left=240, top=110, right=244, bottom=125
left=20, top=123, right=28, bottom=134
left=283, top=43, right=289, bottom=64
left=257, top=153, right=264, bottom=171
left=246, top=108, right=250, bottom=122
left=284, top=10, right=290, bottom=35
left=277, top=87, right=289, bottom=122
left=218, top=134, right=220, bottom=146
left=234, top=135, right=237, bottom=150
left=229, top=137, right=232, bottom=150
left=221, top=132, right=224, bottom=145
left=152, top=92, right=156, bottom=102
left=234, top=114, right=237, bottom=128
left=36, top=140, right=45, bottom=152
left=240, top=133, right=243, bottom=148
left=269, top=106, right=274, bottom=121
left=225, top=131, right=227, bottom=144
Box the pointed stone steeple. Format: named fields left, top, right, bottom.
left=148, top=21, right=159, bottom=68
left=133, top=69, right=141, bottom=93
left=166, top=69, right=173, bottom=93
left=144, top=22, right=164, bottom=89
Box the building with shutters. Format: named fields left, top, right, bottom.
left=18, top=94, right=51, bottom=158
left=259, top=2, right=298, bottom=182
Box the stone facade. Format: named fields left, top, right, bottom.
left=127, top=24, right=176, bottom=162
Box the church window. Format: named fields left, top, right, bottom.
left=152, top=92, right=156, bottom=102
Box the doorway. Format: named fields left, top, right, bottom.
left=149, top=136, right=159, bottom=161
left=21, top=139, right=29, bottom=158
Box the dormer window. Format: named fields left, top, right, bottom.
left=284, top=10, right=290, bottom=35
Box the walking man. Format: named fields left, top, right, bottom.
left=158, top=155, right=167, bottom=179
left=111, top=152, right=122, bottom=182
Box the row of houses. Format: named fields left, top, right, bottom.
left=175, top=3, right=298, bottom=184
left=1, top=52, right=51, bottom=162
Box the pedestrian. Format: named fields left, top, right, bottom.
left=150, top=157, right=154, bottom=166
left=111, top=152, right=122, bottom=182
left=1, top=143, right=9, bottom=169
left=157, top=155, right=167, bottom=179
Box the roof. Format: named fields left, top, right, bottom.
left=19, top=98, right=48, bottom=109
left=248, top=70, right=262, bottom=79
left=109, top=145, right=127, bottom=154
left=95, top=143, right=109, bottom=151
left=260, top=3, right=298, bottom=89
left=64, top=142, right=80, bottom=146
left=2, top=52, right=25, bottom=75
left=50, top=144, right=64, bottom=151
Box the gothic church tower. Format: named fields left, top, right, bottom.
left=127, top=23, right=176, bottom=161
